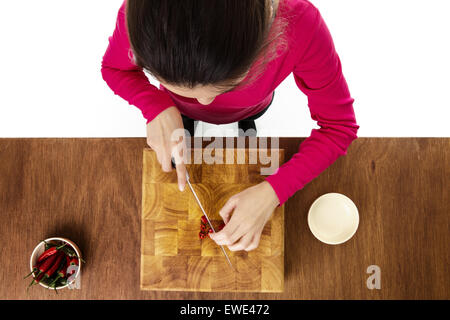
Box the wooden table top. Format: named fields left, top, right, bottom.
left=0, top=138, right=448, bottom=299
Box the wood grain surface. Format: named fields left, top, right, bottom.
left=0, top=138, right=448, bottom=299
left=140, top=149, right=285, bottom=292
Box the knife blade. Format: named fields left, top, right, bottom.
left=171, top=158, right=235, bottom=270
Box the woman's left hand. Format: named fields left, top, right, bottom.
left=209, top=181, right=280, bottom=251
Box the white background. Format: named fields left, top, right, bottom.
left=0, top=0, right=449, bottom=138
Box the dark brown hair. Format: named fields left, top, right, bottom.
left=126, top=0, right=287, bottom=91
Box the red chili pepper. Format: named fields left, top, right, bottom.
left=48, top=258, right=68, bottom=288
left=68, top=257, right=79, bottom=266
left=59, top=262, right=67, bottom=278
left=44, top=252, right=65, bottom=278
left=36, top=271, right=45, bottom=282
left=27, top=253, right=57, bottom=288
left=36, top=249, right=61, bottom=276
left=27, top=270, right=45, bottom=289
left=26, top=257, right=47, bottom=276
left=24, top=261, right=42, bottom=279
left=37, top=246, right=58, bottom=263
left=201, top=216, right=207, bottom=224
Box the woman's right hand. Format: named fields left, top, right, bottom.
left=146, top=106, right=187, bottom=191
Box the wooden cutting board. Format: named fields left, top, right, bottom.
left=140, top=148, right=285, bottom=292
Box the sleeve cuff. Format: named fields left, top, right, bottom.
left=265, top=171, right=293, bottom=206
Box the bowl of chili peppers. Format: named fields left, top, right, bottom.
left=26, top=237, right=83, bottom=291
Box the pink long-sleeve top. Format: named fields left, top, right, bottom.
left=101, top=0, right=359, bottom=205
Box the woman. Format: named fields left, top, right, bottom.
left=101, top=0, right=359, bottom=251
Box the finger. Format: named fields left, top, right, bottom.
left=175, top=161, right=187, bottom=191
left=227, top=232, right=254, bottom=252
left=209, top=218, right=240, bottom=246
left=170, top=141, right=186, bottom=167
left=170, top=143, right=187, bottom=191
left=170, top=126, right=187, bottom=163
left=245, top=227, right=264, bottom=251
left=218, top=196, right=238, bottom=224
left=223, top=219, right=257, bottom=247
left=160, top=151, right=172, bottom=172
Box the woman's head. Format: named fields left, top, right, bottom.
left=126, top=0, right=285, bottom=104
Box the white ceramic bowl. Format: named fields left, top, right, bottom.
left=307, top=193, right=359, bottom=245
left=29, top=237, right=82, bottom=290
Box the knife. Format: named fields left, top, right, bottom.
left=171, top=158, right=235, bottom=270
